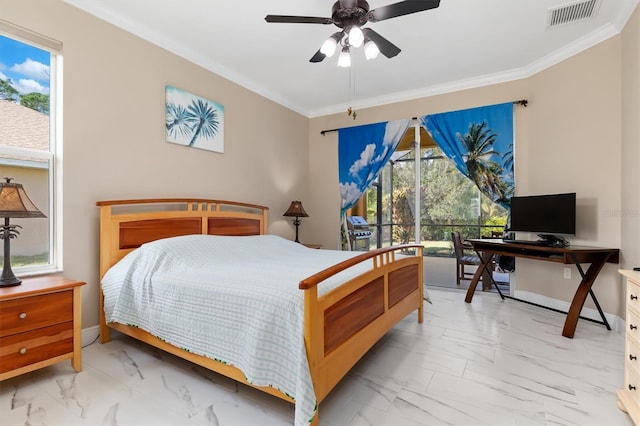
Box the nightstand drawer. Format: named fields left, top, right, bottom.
left=0, top=322, right=73, bottom=373
left=0, top=290, right=72, bottom=337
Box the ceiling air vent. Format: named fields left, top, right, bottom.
left=547, top=0, right=599, bottom=28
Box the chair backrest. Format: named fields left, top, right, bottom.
left=451, top=232, right=465, bottom=258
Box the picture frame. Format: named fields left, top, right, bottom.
left=165, top=85, right=224, bottom=153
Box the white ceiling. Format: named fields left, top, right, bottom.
left=64, top=0, right=638, bottom=118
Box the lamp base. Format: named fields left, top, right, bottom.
left=0, top=276, right=21, bottom=287
left=1, top=218, right=22, bottom=287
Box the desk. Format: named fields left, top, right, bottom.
left=464, top=239, right=619, bottom=338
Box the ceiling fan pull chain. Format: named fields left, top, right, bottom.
left=352, top=67, right=357, bottom=119
left=347, top=66, right=357, bottom=120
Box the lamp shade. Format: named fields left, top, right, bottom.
left=337, top=47, right=351, bottom=68
left=0, top=178, right=46, bottom=218
left=320, top=36, right=338, bottom=57
left=348, top=26, right=364, bottom=48
left=283, top=201, right=309, bottom=218
left=364, top=38, right=380, bottom=60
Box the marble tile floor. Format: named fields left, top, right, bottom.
left=0, top=287, right=632, bottom=426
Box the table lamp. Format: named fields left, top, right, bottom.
left=0, top=177, right=46, bottom=287
left=283, top=200, right=308, bottom=243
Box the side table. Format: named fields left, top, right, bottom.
left=0, top=275, right=85, bottom=380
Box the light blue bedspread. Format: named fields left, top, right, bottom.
left=101, top=234, right=370, bottom=425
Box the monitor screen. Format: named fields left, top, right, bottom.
left=508, top=193, right=576, bottom=236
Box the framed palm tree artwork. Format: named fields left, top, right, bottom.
left=165, top=85, right=224, bottom=153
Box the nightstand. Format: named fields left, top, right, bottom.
left=0, top=276, right=85, bottom=381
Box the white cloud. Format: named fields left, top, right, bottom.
left=373, top=144, right=389, bottom=163
left=349, top=143, right=377, bottom=178
left=14, top=78, right=48, bottom=95
left=383, top=119, right=411, bottom=146
left=347, top=119, right=411, bottom=179
left=339, top=182, right=362, bottom=209
left=11, top=58, right=49, bottom=81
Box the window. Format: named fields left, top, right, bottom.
left=366, top=145, right=508, bottom=256
left=0, top=21, right=62, bottom=274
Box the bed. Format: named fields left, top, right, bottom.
left=96, top=198, right=424, bottom=425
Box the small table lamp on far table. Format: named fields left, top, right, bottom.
left=283, top=200, right=309, bottom=243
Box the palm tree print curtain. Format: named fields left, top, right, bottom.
left=420, top=102, right=514, bottom=208
left=338, top=119, right=410, bottom=246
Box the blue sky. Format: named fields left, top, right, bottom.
left=0, top=34, right=50, bottom=95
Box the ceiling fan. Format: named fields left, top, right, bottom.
left=265, top=0, right=440, bottom=67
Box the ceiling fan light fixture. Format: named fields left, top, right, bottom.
left=364, top=38, right=379, bottom=60
left=348, top=26, right=364, bottom=48
left=337, top=46, right=351, bottom=67
left=266, top=0, right=441, bottom=65
left=320, top=37, right=338, bottom=57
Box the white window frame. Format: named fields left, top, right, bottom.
left=0, top=19, right=63, bottom=275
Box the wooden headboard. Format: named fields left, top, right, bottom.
left=96, top=198, right=269, bottom=279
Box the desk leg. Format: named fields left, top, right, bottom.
left=481, top=252, right=493, bottom=291
left=464, top=253, right=494, bottom=303
left=562, top=253, right=610, bottom=338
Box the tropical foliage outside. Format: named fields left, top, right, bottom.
left=365, top=121, right=511, bottom=257
left=0, top=77, right=50, bottom=114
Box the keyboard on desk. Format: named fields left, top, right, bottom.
left=503, top=239, right=552, bottom=246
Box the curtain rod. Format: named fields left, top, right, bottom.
left=320, top=99, right=529, bottom=135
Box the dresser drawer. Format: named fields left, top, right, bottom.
left=0, top=291, right=72, bottom=337
left=628, top=281, right=640, bottom=315
left=628, top=307, right=640, bottom=344
left=627, top=336, right=640, bottom=378
left=0, top=322, right=73, bottom=373
left=625, top=364, right=640, bottom=409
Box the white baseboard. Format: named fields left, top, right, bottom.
left=82, top=325, right=101, bottom=347
left=514, top=290, right=624, bottom=333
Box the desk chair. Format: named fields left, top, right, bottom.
left=451, top=231, right=482, bottom=286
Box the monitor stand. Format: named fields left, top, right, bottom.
left=537, top=234, right=570, bottom=247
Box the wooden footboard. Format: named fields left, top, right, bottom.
left=300, top=245, right=424, bottom=404
left=96, top=199, right=424, bottom=425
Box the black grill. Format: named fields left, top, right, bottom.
left=346, top=216, right=371, bottom=251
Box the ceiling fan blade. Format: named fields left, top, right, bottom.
left=265, top=15, right=334, bottom=24
left=363, top=28, right=401, bottom=58
left=310, top=50, right=327, bottom=63
left=368, top=0, right=440, bottom=22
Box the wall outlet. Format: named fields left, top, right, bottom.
left=563, top=267, right=571, bottom=279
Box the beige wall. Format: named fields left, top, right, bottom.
left=622, top=6, right=640, bottom=284
left=516, top=36, right=623, bottom=313
left=308, top=36, right=630, bottom=318
left=2, top=1, right=310, bottom=328
left=3, top=0, right=639, bottom=326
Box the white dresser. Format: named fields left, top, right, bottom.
left=619, top=269, right=640, bottom=424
